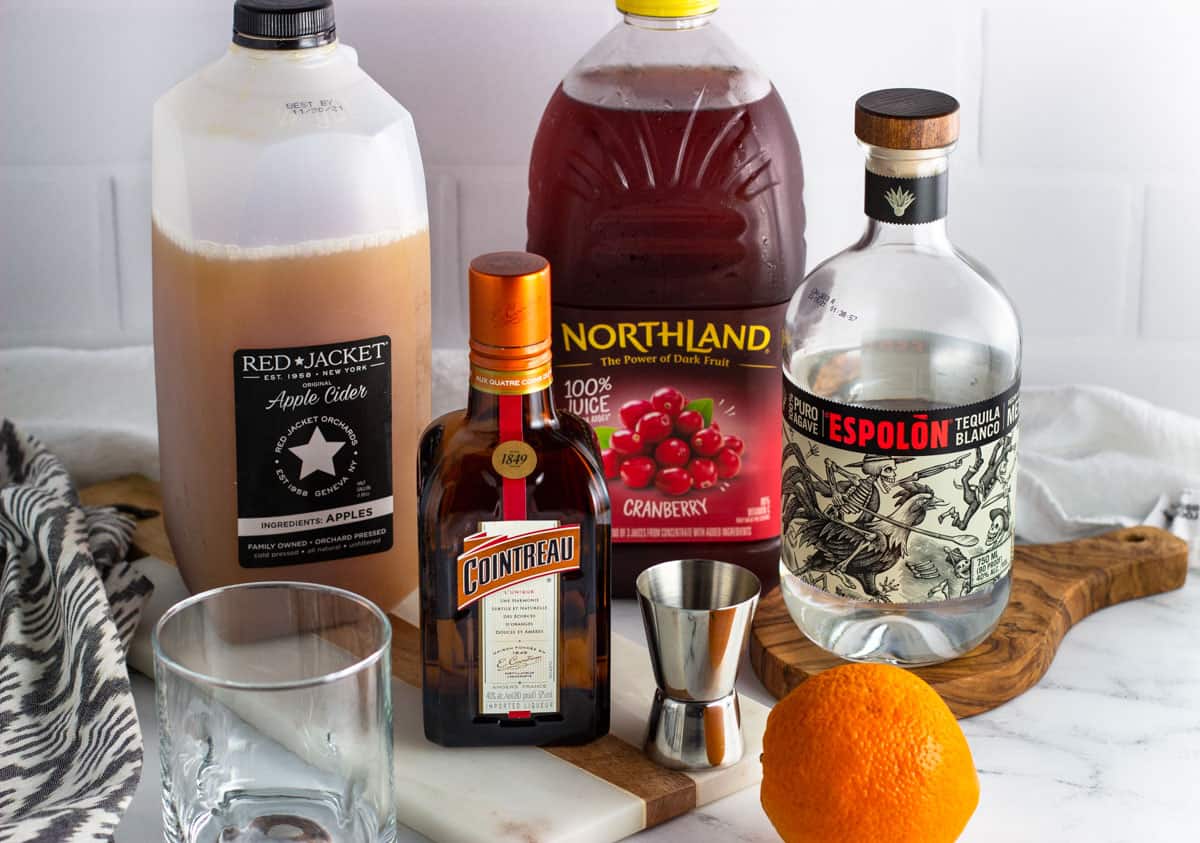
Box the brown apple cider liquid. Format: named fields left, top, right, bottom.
left=152, top=224, right=430, bottom=612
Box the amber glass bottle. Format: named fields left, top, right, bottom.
left=417, top=252, right=611, bottom=747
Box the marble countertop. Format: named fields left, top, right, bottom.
left=1, top=348, right=1192, bottom=840
left=121, top=557, right=1199, bottom=843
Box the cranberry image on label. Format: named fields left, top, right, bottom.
left=635, top=411, right=673, bottom=444
left=611, top=428, right=642, bottom=456
left=620, top=399, right=653, bottom=430
left=655, top=438, right=691, bottom=468
left=674, top=410, right=704, bottom=437
left=591, top=387, right=753, bottom=515
left=620, top=456, right=656, bottom=489
left=689, top=458, right=717, bottom=489
left=716, top=448, right=742, bottom=479
left=691, top=427, right=723, bottom=457
left=601, top=448, right=622, bottom=479
left=651, top=386, right=686, bottom=417
left=654, top=467, right=693, bottom=497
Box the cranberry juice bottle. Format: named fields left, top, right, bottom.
left=528, top=0, right=805, bottom=595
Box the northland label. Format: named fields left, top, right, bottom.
left=559, top=319, right=773, bottom=354
left=233, top=336, right=393, bottom=568
left=553, top=303, right=786, bottom=544
left=470, top=521, right=572, bottom=717
left=782, top=377, right=1019, bottom=604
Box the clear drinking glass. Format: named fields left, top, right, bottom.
left=153, top=582, right=395, bottom=843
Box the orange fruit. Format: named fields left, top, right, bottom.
left=760, top=663, right=978, bottom=843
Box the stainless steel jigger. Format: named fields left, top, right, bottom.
left=636, top=559, right=761, bottom=770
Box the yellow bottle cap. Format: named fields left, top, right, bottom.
left=616, top=0, right=718, bottom=18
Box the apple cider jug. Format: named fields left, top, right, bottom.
left=152, top=0, right=430, bottom=612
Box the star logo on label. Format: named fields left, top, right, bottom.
left=288, top=425, right=345, bottom=479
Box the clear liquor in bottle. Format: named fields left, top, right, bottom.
left=418, top=252, right=611, bottom=746
left=780, top=89, right=1021, bottom=665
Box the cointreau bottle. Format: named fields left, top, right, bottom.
left=418, top=252, right=611, bottom=746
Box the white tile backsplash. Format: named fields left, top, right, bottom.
left=1023, top=338, right=1200, bottom=418
left=951, top=172, right=1137, bottom=339
left=0, top=8, right=225, bottom=166
left=0, top=168, right=117, bottom=346
left=455, top=165, right=530, bottom=284
left=344, top=0, right=615, bottom=167
left=114, top=164, right=153, bottom=341
left=426, top=168, right=464, bottom=349
left=979, top=4, right=1200, bottom=174
left=1, top=0, right=1198, bottom=414
left=1141, top=186, right=1200, bottom=340
left=720, top=0, right=969, bottom=266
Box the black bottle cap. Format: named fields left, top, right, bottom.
left=233, top=0, right=336, bottom=50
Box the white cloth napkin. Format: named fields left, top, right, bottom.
left=2, top=346, right=1198, bottom=545
left=0, top=347, right=159, bottom=488
left=1017, top=384, right=1200, bottom=543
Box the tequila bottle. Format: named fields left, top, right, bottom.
left=780, top=89, right=1021, bottom=665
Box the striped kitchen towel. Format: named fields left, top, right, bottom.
left=0, top=420, right=152, bottom=842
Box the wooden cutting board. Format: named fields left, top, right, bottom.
left=750, top=526, right=1188, bottom=717
left=83, top=475, right=767, bottom=842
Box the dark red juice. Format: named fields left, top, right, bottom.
left=528, top=67, right=806, bottom=596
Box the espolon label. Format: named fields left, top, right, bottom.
left=782, top=378, right=1019, bottom=604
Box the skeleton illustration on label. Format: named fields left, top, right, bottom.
left=782, top=379, right=1019, bottom=604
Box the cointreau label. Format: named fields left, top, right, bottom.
left=463, top=520, right=578, bottom=717
left=456, top=523, right=581, bottom=610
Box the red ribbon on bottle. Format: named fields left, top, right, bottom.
left=499, top=393, right=526, bottom=520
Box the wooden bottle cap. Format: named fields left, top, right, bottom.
left=855, top=88, right=960, bottom=150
